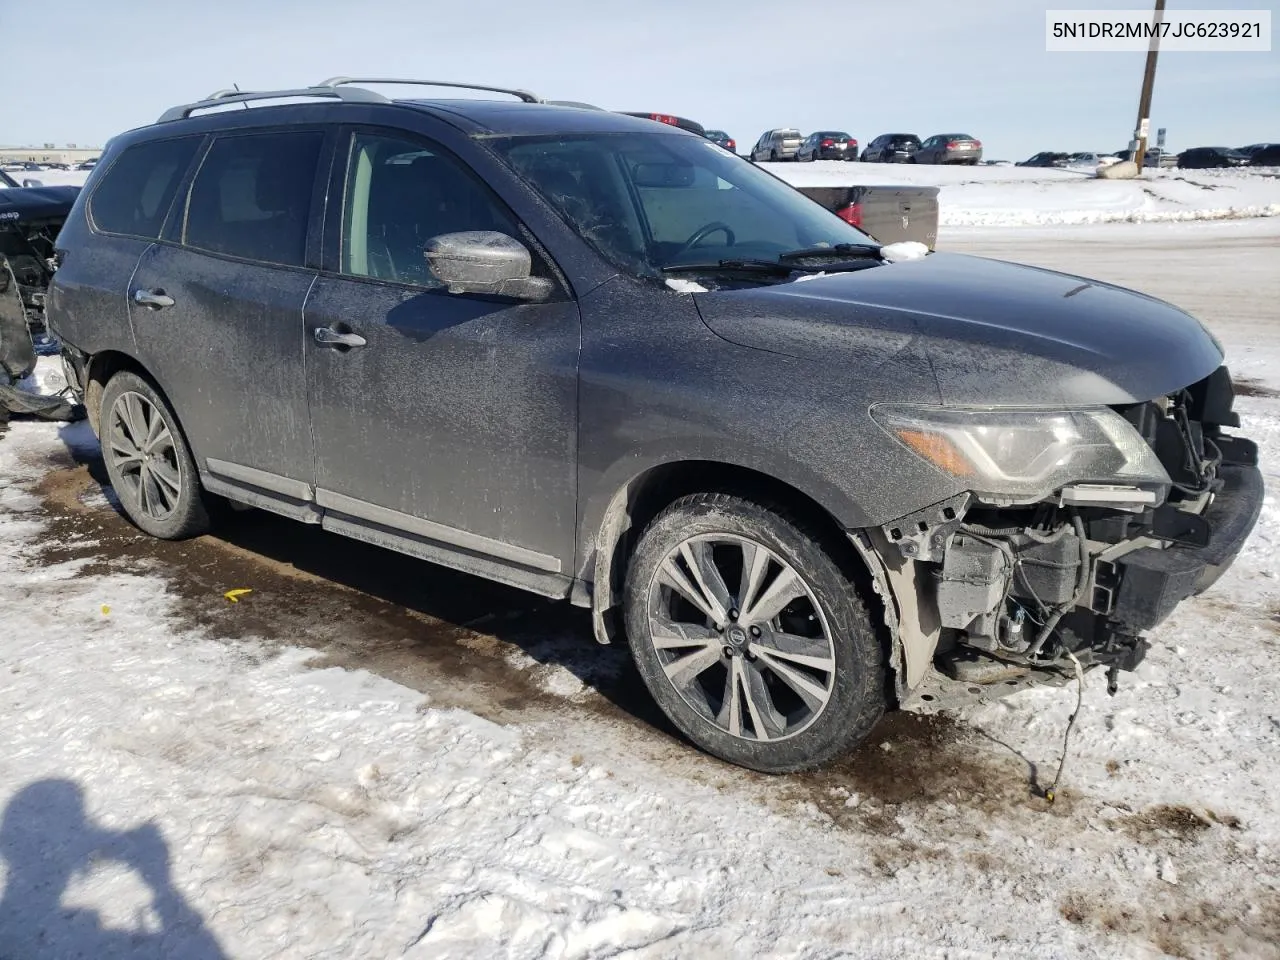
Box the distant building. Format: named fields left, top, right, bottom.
left=0, top=146, right=102, bottom=165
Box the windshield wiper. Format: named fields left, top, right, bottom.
left=662, top=259, right=800, bottom=276
left=778, top=243, right=883, bottom=261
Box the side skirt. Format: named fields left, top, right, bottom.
left=201, top=461, right=573, bottom=601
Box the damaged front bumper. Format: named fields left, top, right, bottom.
left=861, top=366, right=1264, bottom=712
left=1109, top=459, right=1263, bottom=631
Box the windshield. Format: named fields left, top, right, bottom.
left=818, top=132, right=852, bottom=140
left=0, top=168, right=17, bottom=189
left=491, top=132, right=874, bottom=279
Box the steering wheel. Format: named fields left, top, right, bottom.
left=675, top=221, right=736, bottom=256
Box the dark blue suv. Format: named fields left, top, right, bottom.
left=47, top=79, right=1262, bottom=773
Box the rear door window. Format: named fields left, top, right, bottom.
left=183, top=131, right=323, bottom=267
left=89, top=137, right=202, bottom=239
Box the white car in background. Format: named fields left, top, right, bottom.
left=1067, top=152, right=1120, bottom=171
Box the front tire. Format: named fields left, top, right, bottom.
left=99, top=371, right=211, bottom=540
left=624, top=493, right=886, bottom=773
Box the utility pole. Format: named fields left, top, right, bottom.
left=1131, top=0, right=1167, bottom=171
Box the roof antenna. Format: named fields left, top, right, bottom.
left=234, top=83, right=249, bottom=110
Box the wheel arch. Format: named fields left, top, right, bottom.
left=581, top=458, right=898, bottom=692
left=84, top=350, right=174, bottom=437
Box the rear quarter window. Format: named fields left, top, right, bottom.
left=88, top=137, right=202, bottom=239
left=182, top=130, right=323, bottom=267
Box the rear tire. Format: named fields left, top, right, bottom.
left=99, top=371, right=211, bottom=540
left=624, top=493, right=886, bottom=773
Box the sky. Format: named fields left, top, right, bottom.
left=0, top=0, right=1275, bottom=160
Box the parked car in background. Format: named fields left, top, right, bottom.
left=915, top=134, right=982, bottom=165
left=1246, top=143, right=1280, bottom=166
left=48, top=78, right=1263, bottom=774
left=1068, top=152, right=1119, bottom=168
left=1017, top=152, right=1069, bottom=168
left=861, top=134, right=921, bottom=163
left=621, top=113, right=707, bottom=137
left=76, top=158, right=99, bottom=170
left=1124, top=148, right=1178, bottom=168
left=1154, top=149, right=1179, bottom=168
left=796, top=182, right=939, bottom=249
left=796, top=131, right=858, bottom=162
left=1178, top=147, right=1250, bottom=169
left=750, top=129, right=803, bottom=162
left=705, top=130, right=737, bottom=153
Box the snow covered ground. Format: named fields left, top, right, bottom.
left=1, top=221, right=1279, bottom=959
left=769, top=162, right=1280, bottom=227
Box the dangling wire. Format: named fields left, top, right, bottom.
left=1045, top=647, right=1086, bottom=804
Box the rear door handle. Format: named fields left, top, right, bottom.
left=313, top=327, right=367, bottom=349
left=133, top=288, right=175, bottom=309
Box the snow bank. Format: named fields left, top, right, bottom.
left=770, top=161, right=1280, bottom=227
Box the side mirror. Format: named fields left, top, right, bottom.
left=21, top=178, right=44, bottom=188
left=424, top=231, right=554, bottom=302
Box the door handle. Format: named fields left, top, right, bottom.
left=133, top=288, right=175, bottom=309
left=313, top=326, right=367, bottom=349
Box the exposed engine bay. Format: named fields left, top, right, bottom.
left=0, top=215, right=60, bottom=338
left=874, top=365, right=1262, bottom=709
left=0, top=183, right=84, bottom=421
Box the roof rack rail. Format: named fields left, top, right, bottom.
left=157, top=84, right=388, bottom=123
left=543, top=100, right=605, bottom=111
left=315, top=77, right=541, bottom=104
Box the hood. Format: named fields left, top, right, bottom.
left=693, top=252, right=1224, bottom=406
left=0, top=185, right=81, bottom=224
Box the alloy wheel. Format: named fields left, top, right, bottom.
left=645, top=533, right=837, bottom=742
left=107, top=391, right=182, bottom=521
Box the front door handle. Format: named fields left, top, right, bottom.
left=133, top=288, right=175, bottom=309
left=313, top=326, right=367, bottom=349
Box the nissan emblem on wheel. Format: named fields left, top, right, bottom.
left=45, top=78, right=1263, bottom=773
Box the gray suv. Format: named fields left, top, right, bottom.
left=47, top=79, right=1262, bottom=774
left=750, top=129, right=803, bottom=162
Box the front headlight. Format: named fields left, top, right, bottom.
left=871, top=405, right=1171, bottom=504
